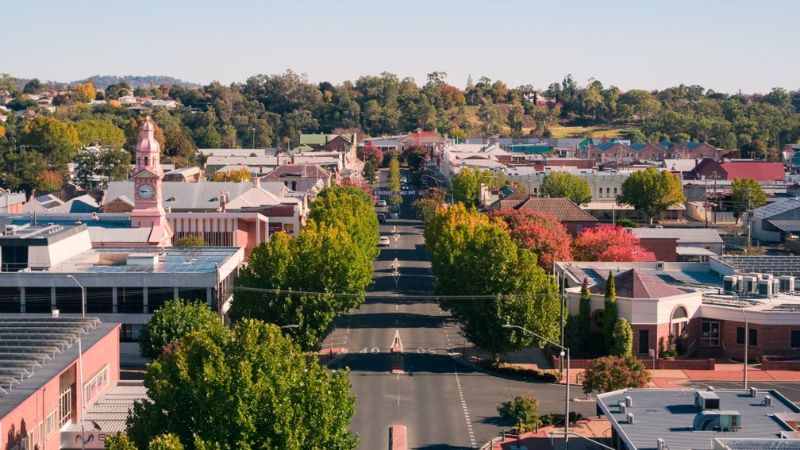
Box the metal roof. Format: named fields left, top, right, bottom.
left=62, top=382, right=147, bottom=434
left=718, top=256, right=800, bottom=277
left=0, top=315, right=117, bottom=418
left=597, top=388, right=800, bottom=450
left=629, top=227, right=724, bottom=244
left=752, top=198, right=800, bottom=219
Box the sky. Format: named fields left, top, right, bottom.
left=3, top=0, right=799, bottom=94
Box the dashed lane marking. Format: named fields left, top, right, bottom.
left=453, top=364, right=476, bottom=448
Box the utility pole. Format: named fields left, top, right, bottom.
left=251, top=128, right=256, bottom=149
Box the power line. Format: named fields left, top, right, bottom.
left=233, top=286, right=553, bottom=301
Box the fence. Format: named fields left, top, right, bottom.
left=550, top=354, right=715, bottom=370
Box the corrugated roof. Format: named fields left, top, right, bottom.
left=752, top=198, right=800, bottom=219
left=104, top=181, right=283, bottom=211
left=629, top=228, right=723, bottom=244
left=62, top=382, right=148, bottom=433
left=721, top=161, right=785, bottom=181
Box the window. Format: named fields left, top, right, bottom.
left=701, top=320, right=720, bottom=347
left=736, top=327, right=758, bottom=346
left=613, top=188, right=618, bottom=195
left=46, top=410, right=57, bottom=434
left=84, top=365, right=109, bottom=404
left=792, top=330, right=800, bottom=348
left=59, top=388, right=72, bottom=427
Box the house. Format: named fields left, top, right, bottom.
left=661, top=158, right=698, bottom=175
left=361, top=135, right=405, bottom=153
left=629, top=227, right=724, bottom=261
left=0, top=191, right=26, bottom=213
left=163, top=167, right=202, bottom=182
left=263, top=164, right=332, bottom=197
left=299, top=133, right=356, bottom=151
left=399, top=130, right=446, bottom=152
left=749, top=198, right=800, bottom=243
left=597, top=388, right=800, bottom=450
left=204, top=155, right=280, bottom=177
left=0, top=316, right=122, bottom=450
left=688, top=158, right=785, bottom=182
left=486, top=195, right=598, bottom=235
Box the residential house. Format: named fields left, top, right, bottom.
left=0, top=191, right=26, bottom=213
left=399, top=130, right=446, bottom=152
left=263, top=164, right=332, bottom=197
left=629, top=227, right=724, bottom=262
left=204, top=155, right=281, bottom=178
left=687, top=158, right=785, bottom=182
left=486, top=195, right=598, bottom=235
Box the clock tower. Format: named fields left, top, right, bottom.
left=130, top=117, right=166, bottom=228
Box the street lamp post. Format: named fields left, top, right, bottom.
left=66, top=275, right=86, bottom=450
left=503, top=323, right=571, bottom=449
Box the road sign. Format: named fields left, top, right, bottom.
left=373, top=190, right=419, bottom=196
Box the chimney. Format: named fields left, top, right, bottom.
left=220, top=191, right=227, bottom=212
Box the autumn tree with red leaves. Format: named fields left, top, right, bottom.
left=492, top=208, right=572, bottom=272
left=572, top=225, right=652, bottom=262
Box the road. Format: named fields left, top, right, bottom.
left=323, top=192, right=595, bottom=449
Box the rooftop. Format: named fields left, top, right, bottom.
left=62, top=382, right=147, bottom=434
left=45, top=246, right=242, bottom=274
left=589, top=268, right=689, bottom=299
left=0, top=315, right=117, bottom=418
left=629, top=227, right=724, bottom=244
left=597, top=388, right=800, bottom=450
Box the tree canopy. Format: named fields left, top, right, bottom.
left=138, top=299, right=222, bottom=359
left=730, top=177, right=767, bottom=221
left=492, top=208, right=572, bottom=272
left=617, top=167, right=685, bottom=225
left=424, top=205, right=560, bottom=359
left=580, top=355, right=651, bottom=395
left=126, top=319, right=358, bottom=450
left=539, top=172, right=592, bottom=206
left=572, top=225, right=651, bottom=262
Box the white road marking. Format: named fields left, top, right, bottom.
left=453, top=364, right=477, bottom=448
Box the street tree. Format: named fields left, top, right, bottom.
left=578, top=278, right=592, bottom=352
left=412, top=188, right=445, bottom=223
left=603, top=272, right=617, bottom=353
left=138, top=299, right=222, bottom=359
left=580, top=355, right=651, bottom=394
left=617, top=167, right=685, bottom=225
left=309, top=185, right=380, bottom=260
left=539, top=172, right=592, bottom=205
left=730, top=178, right=767, bottom=223
left=126, top=320, right=358, bottom=450
left=425, top=205, right=560, bottom=360
left=572, top=225, right=651, bottom=262
left=498, top=394, right=542, bottom=433
left=492, top=208, right=572, bottom=272
left=449, top=167, right=505, bottom=207
left=73, top=81, right=97, bottom=103
left=389, top=156, right=402, bottom=208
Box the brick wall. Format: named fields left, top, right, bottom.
left=639, top=237, right=678, bottom=262
left=550, top=355, right=715, bottom=370
left=720, top=319, right=800, bottom=360
left=761, top=359, right=800, bottom=371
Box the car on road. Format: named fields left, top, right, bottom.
left=376, top=199, right=387, bottom=207
left=377, top=213, right=386, bottom=223
left=378, top=236, right=391, bottom=246
left=390, top=212, right=399, bottom=219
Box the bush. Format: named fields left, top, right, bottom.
left=580, top=355, right=651, bottom=395
left=483, top=362, right=560, bottom=383
left=498, top=394, right=541, bottom=433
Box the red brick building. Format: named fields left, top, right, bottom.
left=0, top=316, right=120, bottom=450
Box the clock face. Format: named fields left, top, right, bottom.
left=138, top=183, right=155, bottom=200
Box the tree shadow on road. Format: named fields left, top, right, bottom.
left=346, top=312, right=446, bottom=329
left=413, top=445, right=474, bottom=450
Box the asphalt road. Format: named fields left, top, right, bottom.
left=323, top=190, right=595, bottom=450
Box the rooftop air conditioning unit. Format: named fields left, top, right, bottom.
left=625, top=396, right=633, bottom=407
left=656, top=261, right=665, bottom=271
left=763, top=395, right=772, bottom=407
left=723, top=275, right=739, bottom=294
left=758, top=279, right=773, bottom=297
left=656, top=438, right=667, bottom=450
left=619, top=401, right=626, bottom=413
left=693, top=411, right=742, bottom=431
left=626, top=413, right=635, bottom=424
left=749, top=387, right=758, bottom=397
left=695, top=391, right=720, bottom=410
left=779, top=276, right=795, bottom=293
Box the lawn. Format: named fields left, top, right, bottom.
left=547, top=125, right=630, bottom=139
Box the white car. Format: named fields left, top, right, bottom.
left=376, top=199, right=387, bottom=207
left=378, top=236, right=391, bottom=246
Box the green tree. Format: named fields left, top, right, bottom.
left=424, top=205, right=560, bottom=360
left=23, top=78, right=42, bottom=94
left=580, top=355, right=651, bottom=394
left=610, top=317, right=633, bottom=356
left=603, top=272, right=617, bottom=354
left=105, top=432, right=138, bottom=450
left=148, top=434, right=185, bottom=450
left=617, top=167, right=685, bottom=225
left=412, top=189, right=445, bottom=223
left=478, top=98, right=503, bottom=136
left=138, top=299, right=222, bottom=359
left=730, top=178, right=767, bottom=223
left=540, top=172, right=592, bottom=205
left=497, top=394, right=541, bottom=433
left=578, top=278, right=592, bottom=352
left=308, top=185, right=379, bottom=259
left=388, top=156, right=402, bottom=208
left=0, top=149, right=50, bottom=196
left=507, top=100, right=525, bottom=137
left=449, top=167, right=505, bottom=207
left=126, top=320, right=358, bottom=450
left=98, top=148, right=132, bottom=183
left=73, top=150, right=98, bottom=189
left=75, top=119, right=126, bottom=148
left=174, top=235, right=207, bottom=247
left=20, top=116, right=82, bottom=167
left=232, top=222, right=373, bottom=350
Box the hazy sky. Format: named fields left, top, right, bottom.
left=3, top=0, right=798, bottom=94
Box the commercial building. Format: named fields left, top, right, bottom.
left=628, top=227, right=724, bottom=262
left=0, top=223, right=243, bottom=340
left=558, top=256, right=800, bottom=360
left=597, top=388, right=800, bottom=450
left=0, top=316, right=121, bottom=450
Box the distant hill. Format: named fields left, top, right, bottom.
left=73, top=75, right=200, bottom=89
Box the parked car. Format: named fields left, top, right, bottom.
left=377, top=213, right=386, bottom=223
left=390, top=212, right=399, bottom=219
left=378, top=236, right=391, bottom=246
left=376, top=199, right=387, bottom=207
